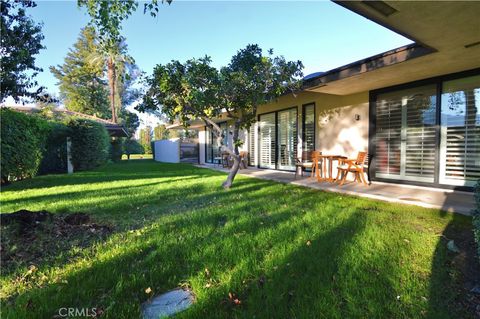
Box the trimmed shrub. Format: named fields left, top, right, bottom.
left=123, top=139, right=144, bottom=159
left=38, top=122, right=70, bottom=175
left=110, top=138, right=124, bottom=162
left=68, top=118, right=110, bottom=171
left=473, top=180, right=480, bottom=260
left=0, top=109, right=50, bottom=183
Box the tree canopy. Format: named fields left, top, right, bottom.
left=50, top=27, right=109, bottom=118
left=0, top=0, right=45, bottom=102
left=139, top=44, right=303, bottom=188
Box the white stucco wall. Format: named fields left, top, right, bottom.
left=153, top=139, right=180, bottom=163
left=198, top=130, right=206, bottom=164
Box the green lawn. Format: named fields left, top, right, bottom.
left=0, top=160, right=474, bottom=318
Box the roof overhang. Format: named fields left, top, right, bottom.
left=303, top=1, right=480, bottom=95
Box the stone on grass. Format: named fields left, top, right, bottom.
left=142, top=288, right=195, bottom=319
left=447, top=240, right=460, bottom=253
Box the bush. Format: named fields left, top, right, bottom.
left=38, top=122, right=70, bottom=175
left=0, top=109, right=50, bottom=183
left=68, top=118, right=110, bottom=171
left=110, top=138, right=124, bottom=162
left=123, top=139, right=144, bottom=159
left=473, top=180, right=480, bottom=260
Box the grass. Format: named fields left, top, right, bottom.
left=0, top=160, right=474, bottom=318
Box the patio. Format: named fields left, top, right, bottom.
left=197, top=164, right=475, bottom=215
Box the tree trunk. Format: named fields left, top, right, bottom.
left=107, top=57, right=117, bottom=123
left=222, top=122, right=241, bottom=189
left=222, top=154, right=241, bottom=189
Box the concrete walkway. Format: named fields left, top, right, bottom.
left=196, top=164, right=475, bottom=215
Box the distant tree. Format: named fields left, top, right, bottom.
left=139, top=126, right=152, bottom=154
left=139, top=45, right=303, bottom=188
left=153, top=124, right=169, bottom=140
left=50, top=27, right=109, bottom=118
left=78, top=0, right=171, bottom=123
left=123, top=139, right=144, bottom=159
left=1, top=0, right=45, bottom=102
left=120, top=109, right=140, bottom=137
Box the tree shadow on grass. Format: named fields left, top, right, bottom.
left=2, top=180, right=350, bottom=318
left=427, top=210, right=479, bottom=319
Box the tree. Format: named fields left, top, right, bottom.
left=123, top=139, right=144, bottom=159
left=121, top=109, right=140, bottom=137
left=50, top=27, right=109, bottom=118
left=139, top=44, right=303, bottom=188
left=1, top=0, right=45, bottom=102
left=153, top=124, right=169, bottom=140
left=139, top=126, right=152, bottom=154
left=78, top=0, right=171, bottom=123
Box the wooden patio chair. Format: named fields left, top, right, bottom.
left=295, top=151, right=312, bottom=178
left=335, top=151, right=368, bottom=186
left=295, top=150, right=322, bottom=178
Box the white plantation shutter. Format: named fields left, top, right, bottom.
left=303, top=104, right=315, bottom=152
left=259, top=113, right=276, bottom=169
left=248, top=124, right=256, bottom=166
left=440, top=75, right=480, bottom=186
left=375, top=85, right=437, bottom=182
left=277, top=108, right=297, bottom=170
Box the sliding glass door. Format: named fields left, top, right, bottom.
left=258, top=108, right=297, bottom=170
left=374, top=71, right=480, bottom=188
left=278, top=109, right=297, bottom=170
left=376, top=85, right=438, bottom=182
left=259, top=113, right=276, bottom=169
left=439, top=75, right=480, bottom=186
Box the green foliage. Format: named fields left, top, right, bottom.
left=110, top=138, right=124, bottom=162
left=120, top=109, right=140, bottom=136
left=138, top=44, right=303, bottom=187
left=50, top=27, right=109, bottom=118
left=123, top=139, right=144, bottom=158
left=473, top=180, right=480, bottom=260
left=0, top=0, right=45, bottom=101
left=0, top=109, right=50, bottom=182
left=139, top=126, right=152, bottom=154
left=38, top=123, right=70, bottom=175
left=68, top=118, right=110, bottom=171
left=153, top=124, right=168, bottom=140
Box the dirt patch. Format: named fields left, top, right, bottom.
left=443, top=223, right=480, bottom=317
left=0, top=210, right=112, bottom=275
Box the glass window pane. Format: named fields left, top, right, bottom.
left=440, top=74, right=480, bottom=186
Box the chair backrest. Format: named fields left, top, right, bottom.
left=356, top=151, right=367, bottom=165
left=302, top=150, right=313, bottom=161
left=311, top=151, right=322, bottom=161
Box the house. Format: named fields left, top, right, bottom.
left=179, top=1, right=479, bottom=192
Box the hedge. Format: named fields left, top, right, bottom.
left=110, top=138, right=124, bottom=162
left=473, top=180, right=480, bottom=260
left=68, top=118, right=110, bottom=171
left=38, top=122, right=70, bottom=175
left=0, top=109, right=50, bottom=183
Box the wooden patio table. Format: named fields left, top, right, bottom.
left=316, top=154, right=347, bottom=182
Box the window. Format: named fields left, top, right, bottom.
left=302, top=103, right=315, bottom=152
left=375, top=85, right=438, bottom=182
left=205, top=122, right=228, bottom=163
left=439, top=75, right=480, bottom=186
left=373, top=70, right=480, bottom=188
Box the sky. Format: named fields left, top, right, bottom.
left=19, top=0, right=412, bottom=127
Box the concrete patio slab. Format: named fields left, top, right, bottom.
left=196, top=164, right=475, bottom=216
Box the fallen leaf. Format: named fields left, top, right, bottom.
left=306, top=240, right=311, bottom=246
left=145, top=287, right=152, bottom=294
left=204, top=283, right=212, bottom=288
left=204, top=268, right=210, bottom=278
